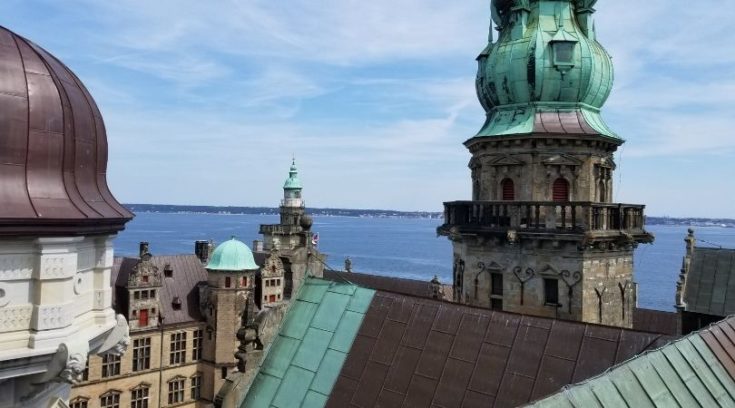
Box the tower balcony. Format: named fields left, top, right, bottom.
left=438, top=201, right=653, bottom=244
left=259, top=224, right=303, bottom=235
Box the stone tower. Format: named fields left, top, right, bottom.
left=259, top=160, right=325, bottom=298
left=126, top=242, right=163, bottom=331
left=201, top=238, right=259, bottom=392
left=438, top=0, right=653, bottom=328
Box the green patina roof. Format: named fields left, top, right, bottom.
left=243, top=277, right=375, bottom=408
left=283, top=159, right=302, bottom=190
left=476, top=0, right=619, bottom=140
left=526, top=329, right=735, bottom=407
left=206, top=238, right=258, bottom=271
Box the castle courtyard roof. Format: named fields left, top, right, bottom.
left=242, top=276, right=677, bottom=408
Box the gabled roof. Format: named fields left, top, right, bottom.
left=526, top=316, right=735, bottom=407
left=112, top=254, right=208, bottom=325
left=243, top=278, right=375, bottom=408
left=682, top=248, right=735, bottom=317
left=327, top=291, right=673, bottom=408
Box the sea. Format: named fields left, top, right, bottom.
left=115, top=213, right=735, bottom=312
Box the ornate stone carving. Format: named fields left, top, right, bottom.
left=39, top=254, right=75, bottom=280
left=95, top=314, right=131, bottom=357
left=0, top=304, right=33, bottom=331
left=128, top=252, right=162, bottom=287
left=0, top=254, right=34, bottom=280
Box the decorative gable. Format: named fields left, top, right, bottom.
left=542, top=154, right=584, bottom=167
left=262, top=250, right=285, bottom=278
left=489, top=154, right=526, bottom=167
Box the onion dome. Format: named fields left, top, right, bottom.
left=475, top=0, right=619, bottom=141
left=283, top=159, right=302, bottom=190
left=0, top=26, right=133, bottom=236
left=206, top=238, right=258, bottom=271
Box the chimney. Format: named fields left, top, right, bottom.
left=139, top=242, right=150, bottom=258
left=195, top=240, right=210, bottom=263
left=253, top=240, right=264, bottom=252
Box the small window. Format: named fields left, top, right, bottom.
left=265, top=279, right=271, bottom=287
left=70, top=397, right=89, bottom=408
left=221, top=367, right=228, bottom=379
left=544, top=279, right=559, bottom=305
left=501, top=179, right=515, bottom=201
left=225, top=277, right=231, bottom=288
left=142, top=290, right=149, bottom=300
left=168, top=378, right=185, bottom=405
left=276, top=278, right=281, bottom=286
left=150, top=290, right=155, bottom=298
left=553, top=41, right=575, bottom=65
left=491, top=273, right=503, bottom=296
left=101, top=354, right=121, bottom=378
left=100, top=391, right=120, bottom=408
left=191, top=374, right=202, bottom=400
left=131, top=385, right=149, bottom=408
left=134, top=291, right=140, bottom=300
left=170, top=332, right=187, bottom=365
left=132, top=337, right=151, bottom=372
left=553, top=178, right=570, bottom=202
left=142, top=275, right=149, bottom=283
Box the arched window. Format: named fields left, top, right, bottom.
left=552, top=178, right=570, bottom=202
left=501, top=179, right=515, bottom=201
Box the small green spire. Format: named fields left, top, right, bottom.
left=284, top=158, right=302, bottom=190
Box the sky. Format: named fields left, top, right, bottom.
left=1, top=1, right=734, bottom=217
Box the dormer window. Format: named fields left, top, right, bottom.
left=553, top=41, right=575, bottom=65
left=550, top=29, right=578, bottom=73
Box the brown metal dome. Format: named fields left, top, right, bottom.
left=0, top=26, right=133, bottom=236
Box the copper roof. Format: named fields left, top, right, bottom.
left=633, top=308, right=679, bottom=336
left=323, top=270, right=446, bottom=300
left=682, top=248, right=735, bottom=317
left=112, top=254, right=208, bottom=325
left=0, top=26, right=132, bottom=236
left=327, top=291, right=675, bottom=408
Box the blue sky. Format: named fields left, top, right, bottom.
left=2, top=1, right=734, bottom=217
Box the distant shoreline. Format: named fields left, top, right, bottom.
left=123, top=204, right=734, bottom=226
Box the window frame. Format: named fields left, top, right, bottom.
left=167, top=377, right=186, bottom=405
left=70, top=397, right=89, bottom=408
left=192, top=329, right=203, bottom=361
left=169, top=331, right=187, bottom=365
left=131, top=385, right=150, bottom=408
left=544, top=278, right=560, bottom=306
left=132, top=337, right=151, bottom=372
left=101, top=353, right=121, bottom=378
left=100, top=391, right=121, bottom=408
left=191, top=374, right=202, bottom=400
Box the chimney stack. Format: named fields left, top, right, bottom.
left=195, top=240, right=210, bottom=263
left=139, top=242, right=150, bottom=258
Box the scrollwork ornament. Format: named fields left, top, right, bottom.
left=560, top=270, right=582, bottom=288
left=513, top=266, right=535, bottom=284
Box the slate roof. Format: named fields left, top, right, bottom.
left=243, top=278, right=375, bottom=408
left=683, top=248, right=735, bottom=317
left=326, top=291, right=674, bottom=408
left=633, top=308, right=679, bottom=336
left=112, top=254, right=208, bottom=325
left=527, top=316, right=735, bottom=407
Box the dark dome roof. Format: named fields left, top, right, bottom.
left=0, top=26, right=132, bottom=236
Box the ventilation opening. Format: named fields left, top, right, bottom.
left=164, top=263, right=173, bottom=278
left=552, top=178, right=569, bottom=202
left=501, top=179, right=515, bottom=201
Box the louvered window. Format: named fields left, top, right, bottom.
left=501, top=179, right=515, bottom=201
left=552, top=178, right=569, bottom=202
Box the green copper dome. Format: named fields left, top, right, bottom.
left=206, top=238, right=258, bottom=271
left=475, top=0, right=619, bottom=140
left=283, top=159, right=302, bottom=190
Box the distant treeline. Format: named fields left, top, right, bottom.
left=123, top=204, right=732, bottom=224
left=124, top=204, right=443, bottom=219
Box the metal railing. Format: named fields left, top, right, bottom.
left=441, top=201, right=646, bottom=233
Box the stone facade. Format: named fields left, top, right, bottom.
left=0, top=235, right=130, bottom=408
